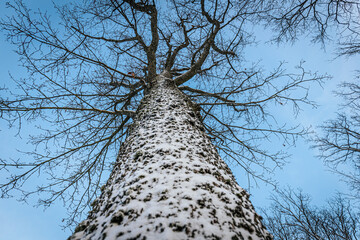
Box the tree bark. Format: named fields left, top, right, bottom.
left=69, top=73, right=272, bottom=240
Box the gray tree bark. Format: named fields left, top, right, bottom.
left=69, top=73, right=272, bottom=240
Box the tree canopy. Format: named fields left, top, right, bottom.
left=268, top=0, right=360, bottom=201
left=263, top=188, right=360, bottom=240
left=0, top=0, right=345, bottom=226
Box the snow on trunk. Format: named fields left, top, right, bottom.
left=69, top=73, right=272, bottom=240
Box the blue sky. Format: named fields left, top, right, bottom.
left=0, top=1, right=358, bottom=240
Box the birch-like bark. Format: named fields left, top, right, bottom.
left=69, top=73, right=272, bottom=240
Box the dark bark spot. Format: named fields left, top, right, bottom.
left=169, top=222, right=186, bottom=232
left=88, top=224, right=97, bottom=233
left=74, top=224, right=87, bottom=233
left=104, top=203, right=113, bottom=212
left=232, top=235, right=243, bottom=240
left=239, top=223, right=254, bottom=234
left=159, top=195, right=168, bottom=201
left=236, top=193, right=243, bottom=199
left=144, top=193, right=152, bottom=202
left=197, top=199, right=206, bottom=208
left=101, top=233, right=107, bottom=240
left=211, top=234, right=221, bottom=240
left=233, top=206, right=245, bottom=218
left=182, top=195, right=192, bottom=200
left=134, top=151, right=143, bottom=160
left=110, top=212, right=124, bottom=225
left=198, top=151, right=206, bottom=157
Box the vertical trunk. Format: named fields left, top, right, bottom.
left=69, top=74, right=272, bottom=240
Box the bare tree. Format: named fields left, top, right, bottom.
left=313, top=81, right=360, bottom=200
left=262, top=188, right=360, bottom=240
left=0, top=0, right=326, bottom=236
left=267, top=0, right=360, bottom=44
left=267, top=0, right=360, bottom=200
left=266, top=0, right=360, bottom=79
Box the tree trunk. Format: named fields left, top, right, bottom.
left=69, top=73, right=272, bottom=240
